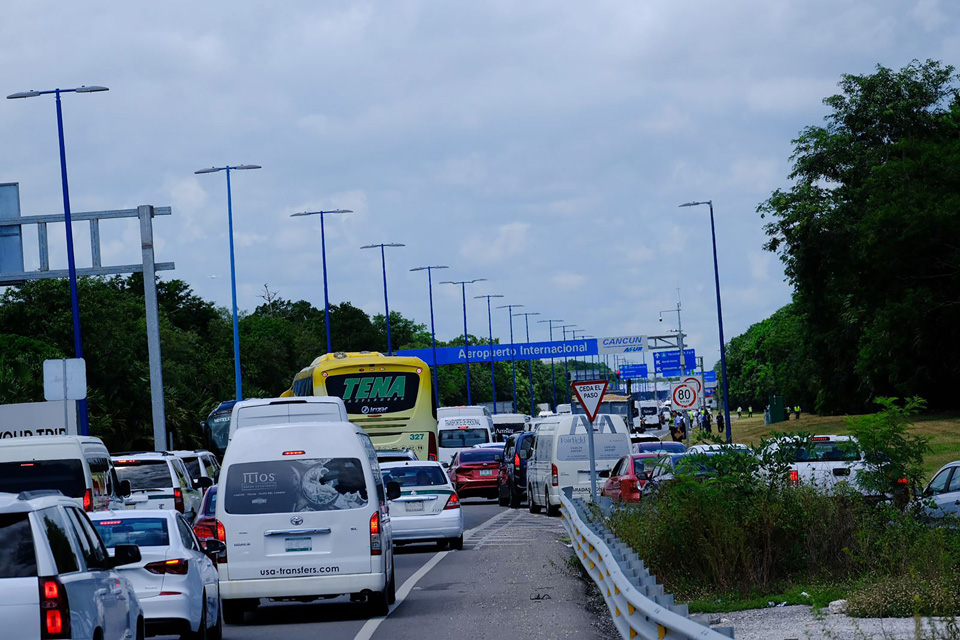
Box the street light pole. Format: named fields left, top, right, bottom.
left=538, top=319, right=563, bottom=411
left=681, top=200, right=733, bottom=443
left=660, top=294, right=688, bottom=445
left=475, top=294, right=504, bottom=413
left=411, top=265, right=449, bottom=408
left=195, top=163, right=261, bottom=402
left=441, top=279, right=486, bottom=405
left=291, top=209, right=353, bottom=353
left=361, top=243, right=405, bottom=355
left=560, top=324, right=577, bottom=403
left=497, top=304, right=524, bottom=413
left=8, top=85, right=109, bottom=435
left=514, top=311, right=540, bottom=416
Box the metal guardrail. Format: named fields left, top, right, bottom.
left=560, top=490, right=735, bottom=640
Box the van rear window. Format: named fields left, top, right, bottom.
left=794, top=442, right=861, bottom=462
left=93, top=518, right=170, bottom=548
left=224, top=459, right=368, bottom=514
left=440, top=428, right=490, bottom=448
left=114, top=461, right=172, bottom=490
left=0, top=513, right=36, bottom=578
left=0, top=460, right=85, bottom=498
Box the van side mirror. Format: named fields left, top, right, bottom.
left=118, top=480, right=131, bottom=498
left=195, top=476, right=213, bottom=490
left=109, top=544, right=141, bottom=568
left=386, top=481, right=402, bottom=500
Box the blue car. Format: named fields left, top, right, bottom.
left=498, top=431, right=536, bottom=508
left=636, top=441, right=686, bottom=454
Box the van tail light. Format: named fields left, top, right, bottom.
left=428, top=432, right=438, bottom=461
left=216, top=520, right=227, bottom=563
left=145, top=559, right=189, bottom=575
left=514, top=454, right=521, bottom=468
left=444, top=493, right=461, bottom=510
left=173, top=487, right=184, bottom=513
left=370, top=512, right=382, bottom=555
left=789, top=470, right=799, bottom=486
left=551, top=464, right=559, bottom=487
left=82, top=489, right=92, bottom=512
left=39, top=577, right=70, bottom=639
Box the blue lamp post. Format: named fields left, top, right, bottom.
left=537, top=319, right=563, bottom=410
left=195, top=164, right=261, bottom=402
left=475, top=294, right=504, bottom=413
left=560, top=324, right=577, bottom=403
left=411, top=265, right=449, bottom=407
left=441, top=279, right=486, bottom=405
left=572, top=328, right=587, bottom=383
left=291, top=209, right=352, bottom=353
left=8, top=85, right=110, bottom=435
left=361, top=243, right=405, bottom=355
left=514, top=311, right=540, bottom=416
left=497, top=304, right=524, bottom=413
left=681, top=200, right=733, bottom=443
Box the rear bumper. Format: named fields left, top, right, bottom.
left=392, top=511, right=463, bottom=542
left=219, top=572, right=387, bottom=600
left=454, top=477, right=498, bottom=496
left=139, top=592, right=195, bottom=626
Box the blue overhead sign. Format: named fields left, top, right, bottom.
left=397, top=338, right=598, bottom=367
left=704, top=371, right=717, bottom=383
left=618, top=364, right=648, bottom=379
left=652, top=349, right=696, bottom=374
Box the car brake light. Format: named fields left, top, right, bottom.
left=173, top=487, right=184, bottom=513
left=514, top=454, right=520, bottom=468
left=98, top=520, right=122, bottom=526
left=428, top=431, right=438, bottom=462
left=194, top=521, right=216, bottom=541
left=283, top=450, right=306, bottom=456
left=811, top=436, right=830, bottom=442
left=145, top=558, right=189, bottom=575
left=82, top=489, right=92, bottom=512
left=789, top=470, right=799, bottom=485
left=551, top=464, right=559, bottom=487
left=370, top=512, right=382, bottom=555
left=39, top=577, right=70, bottom=639
left=444, top=493, right=460, bottom=510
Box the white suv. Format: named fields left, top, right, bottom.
left=112, top=452, right=205, bottom=520
left=0, top=490, right=144, bottom=639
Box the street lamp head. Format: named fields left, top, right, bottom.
left=514, top=311, right=540, bottom=317
left=680, top=200, right=711, bottom=208
left=474, top=293, right=503, bottom=299
left=233, top=164, right=262, bottom=171
left=6, top=90, right=42, bottom=99
left=74, top=85, right=109, bottom=93
left=537, top=318, right=562, bottom=324
left=291, top=209, right=353, bottom=218
left=194, top=167, right=223, bottom=174
left=496, top=303, right=523, bottom=310
left=410, top=265, right=449, bottom=272
left=361, top=243, right=404, bottom=250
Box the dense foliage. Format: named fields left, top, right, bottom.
left=728, top=60, right=960, bottom=414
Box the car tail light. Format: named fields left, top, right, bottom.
left=370, top=512, right=382, bottom=555
left=216, top=520, right=227, bottom=563
left=444, top=493, right=460, bottom=510
left=789, top=470, right=799, bottom=486
left=551, top=464, right=559, bottom=487
left=145, top=559, right=189, bottom=575
left=173, top=487, right=184, bottom=513
left=39, top=577, right=70, bottom=639
left=428, top=431, right=438, bottom=461
left=621, top=478, right=637, bottom=496
left=514, top=454, right=520, bottom=468
left=82, top=489, right=92, bottom=512
left=194, top=520, right=216, bottom=541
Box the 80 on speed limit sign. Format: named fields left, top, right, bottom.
left=670, top=381, right=699, bottom=409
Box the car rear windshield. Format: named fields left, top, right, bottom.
left=114, top=460, right=172, bottom=490
left=440, top=428, right=490, bottom=448
left=382, top=465, right=447, bottom=487
left=200, top=487, right=218, bottom=516
left=0, top=513, right=37, bottom=578
left=457, top=449, right=501, bottom=464
left=795, top=442, right=861, bottom=462
left=224, top=458, right=368, bottom=514
left=180, top=456, right=202, bottom=479
left=93, top=517, right=170, bottom=548
left=640, top=407, right=658, bottom=416
left=0, top=460, right=85, bottom=498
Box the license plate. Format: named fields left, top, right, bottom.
left=406, top=500, right=424, bottom=512
left=285, top=537, right=312, bottom=552
left=480, top=469, right=494, bottom=476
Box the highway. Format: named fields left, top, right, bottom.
left=158, top=499, right=608, bottom=640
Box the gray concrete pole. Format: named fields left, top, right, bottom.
left=139, top=205, right=167, bottom=451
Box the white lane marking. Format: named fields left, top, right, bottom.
left=352, top=508, right=513, bottom=640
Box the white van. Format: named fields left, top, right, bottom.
left=216, top=421, right=399, bottom=622
left=0, top=435, right=127, bottom=512
left=637, top=401, right=662, bottom=430
left=437, top=416, right=493, bottom=465
left=227, top=397, right=349, bottom=445
left=491, top=413, right=530, bottom=440
left=526, top=414, right=631, bottom=515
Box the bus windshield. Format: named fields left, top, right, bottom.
left=206, top=413, right=231, bottom=457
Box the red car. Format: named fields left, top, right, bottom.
left=448, top=447, right=503, bottom=499
left=192, top=485, right=218, bottom=541
left=601, top=453, right=669, bottom=503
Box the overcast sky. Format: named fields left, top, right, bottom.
left=1, top=1, right=957, bottom=370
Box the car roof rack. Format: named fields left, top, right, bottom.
left=18, top=490, right=64, bottom=501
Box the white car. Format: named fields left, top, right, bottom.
left=919, top=460, right=960, bottom=518
left=0, top=490, right=144, bottom=639
left=90, top=509, right=223, bottom=639
left=767, top=435, right=868, bottom=492
left=169, top=449, right=221, bottom=486
left=113, top=452, right=206, bottom=520
left=380, top=461, right=464, bottom=549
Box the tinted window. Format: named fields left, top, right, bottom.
left=457, top=449, right=501, bottom=464
left=207, top=414, right=232, bottom=450
left=0, top=513, right=36, bottom=577
left=181, top=457, right=202, bottom=480
left=224, top=459, right=368, bottom=515
left=94, top=517, right=170, bottom=548
left=199, top=487, right=218, bottom=517
left=640, top=407, right=658, bottom=416
left=382, top=466, right=447, bottom=487
left=176, top=517, right=199, bottom=551
left=39, top=508, right=78, bottom=574
left=794, top=442, right=861, bottom=462
left=440, top=429, right=490, bottom=448
left=0, top=460, right=85, bottom=498
left=928, top=468, right=952, bottom=494
left=947, top=469, right=960, bottom=493
left=633, top=459, right=653, bottom=478
left=114, top=461, right=172, bottom=490
left=518, top=437, right=534, bottom=457
left=64, top=508, right=108, bottom=568
left=325, top=372, right=420, bottom=415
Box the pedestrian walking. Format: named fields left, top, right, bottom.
left=737, top=405, right=742, bottom=419
left=748, top=405, right=753, bottom=418
left=795, top=404, right=801, bottom=420
left=671, top=414, right=684, bottom=442
left=716, top=412, right=725, bottom=434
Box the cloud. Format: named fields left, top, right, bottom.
left=459, top=222, right=531, bottom=265
left=551, top=272, right=586, bottom=289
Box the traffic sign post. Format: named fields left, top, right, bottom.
left=571, top=380, right=608, bottom=502
left=670, top=379, right=700, bottom=447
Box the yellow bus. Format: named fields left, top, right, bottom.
left=286, top=352, right=439, bottom=461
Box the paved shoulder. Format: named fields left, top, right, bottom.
left=375, top=509, right=608, bottom=640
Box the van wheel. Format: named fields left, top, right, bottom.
left=387, top=561, right=397, bottom=605
left=222, top=600, right=245, bottom=625
left=545, top=489, right=560, bottom=517
left=497, top=486, right=509, bottom=507
left=369, top=588, right=390, bottom=617
left=509, top=485, right=522, bottom=509
left=528, top=486, right=541, bottom=514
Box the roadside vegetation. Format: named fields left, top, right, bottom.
left=609, top=399, right=960, bottom=619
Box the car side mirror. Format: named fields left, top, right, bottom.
left=386, top=481, right=402, bottom=500
left=441, top=462, right=450, bottom=469
left=110, top=544, right=141, bottom=568
left=118, top=480, right=132, bottom=498
left=598, top=469, right=610, bottom=478
left=195, top=476, right=213, bottom=490
left=202, top=539, right=226, bottom=562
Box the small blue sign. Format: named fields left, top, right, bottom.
left=618, top=364, right=648, bottom=379
left=704, top=371, right=717, bottom=383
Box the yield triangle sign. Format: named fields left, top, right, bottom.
left=571, top=380, right=609, bottom=423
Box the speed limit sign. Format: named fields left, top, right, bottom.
left=682, top=375, right=703, bottom=396
left=671, top=381, right=699, bottom=409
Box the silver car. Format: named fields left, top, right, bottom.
left=921, top=461, right=960, bottom=518
left=380, top=461, right=465, bottom=550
